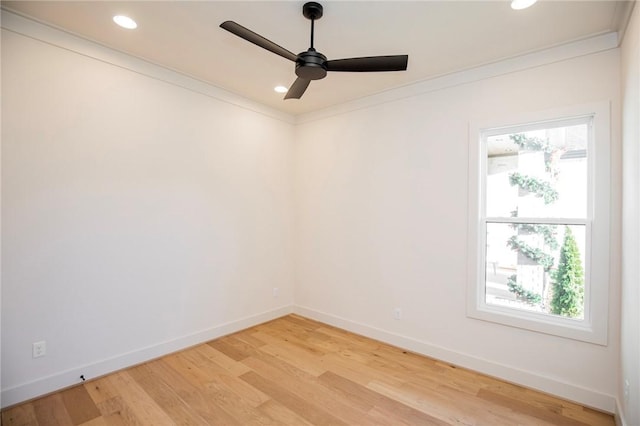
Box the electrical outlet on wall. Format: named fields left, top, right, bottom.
left=32, top=341, right=46, bottom=358
left=393, top=308, right=402, bottom=320
left=273, top=287, right=279, bottom=298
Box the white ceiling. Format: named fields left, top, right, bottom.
left=2, top=1, right=634, bottom=116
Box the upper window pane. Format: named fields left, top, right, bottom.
left=485, top=120, right=589, bottom=219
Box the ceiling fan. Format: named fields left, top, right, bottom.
left=220, top=2, right=409, bottom=100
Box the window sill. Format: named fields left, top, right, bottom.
left=467, top=301, right=607, bottom=345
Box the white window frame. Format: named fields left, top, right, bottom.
left=467, top=103, right=610, bottom=345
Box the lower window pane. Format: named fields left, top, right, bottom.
left=485, top=223, right=586, bottom=319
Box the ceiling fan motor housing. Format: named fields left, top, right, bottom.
left=296, top=49, right=327, bottom=80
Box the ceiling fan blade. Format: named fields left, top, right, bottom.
left=284, top=77, right=311, bottom=100
left=220, top=21, right=298, bottom=62
left=326, top=55, right=408, bottom=72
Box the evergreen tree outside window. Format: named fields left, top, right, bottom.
left=551, top=226, right=585, bottom=318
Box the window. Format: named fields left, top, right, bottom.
left=467, top=104, right=610, bottom=344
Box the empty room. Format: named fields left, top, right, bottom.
left=1, top=1, right=639, bottom=425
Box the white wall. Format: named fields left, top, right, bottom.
left=620, top=2, right=640, bottom=424
left=294, top=49, right=621, bottom=411
left=1, top=25, right=296, bottom=406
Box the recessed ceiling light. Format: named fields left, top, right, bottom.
left=274, top=85, right=288, bottom=94
left=113, top=15, right=137, bottom=29
left=511, top=0, right=537, bottom=10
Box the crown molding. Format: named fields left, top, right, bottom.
left=296, top=31, right=619, bottom=124
left=0, top=9, right=296, bottom=125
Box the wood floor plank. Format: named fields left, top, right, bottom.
left=258, top=316, right=322, bottom=343
left=100, top=372, right=175, bottom=425
left=243, top=351, right=320, bottom=386
left=95, top=397, right=143, bottom=425
left=316, top=370, right=376, bottom=413
left=162, top=351, right=219, bottom=387
left=252, top=332, right=328, bottom=376
left=369, top=377, right=539, bottom=426
left=60, top=384, right=101, bottom=424
left=1, top=403, right=38, bottom=426
left=317, top=370, right=449, bottom=426
left=254, top=320, right=330, bottom=357
left=240, top=370, right=348, bottom=426
left=320, top=350, right=406, bottom=388
left=563, top=406, right=617, bottom=426
left=232, top=331, right=268, bottom=349
left=194, top=344, right=253, bottom=376
left=85, top=380, right=130, bottom=424
left=207, top=337, right=253, bottom=361
left=315, top=325, right=386, bottom=351
left=204, top=375, right=276, bottom=426
left=368, top=404, right=446, bottom=426
left=278, top=314, right=319, bottom=330
left=77, top=417, right=109, bottom=426
left=32, top=393, right=74, bottom=426
left=1, top=315, right=615, bottom=426
left=163, top=347, right=273, bottom=425
left=212, top=371, right=271, bottom=408
left=256, top=399, right=314, bottom=426
left=85, top=375, right=121, bottom=406
left=156, top=357, right=244, bottom=425
left=477, top=388, right=591, bottom=426
left=242, top=355, right=386, bottom=426
left=127, top=363, right=210, bottom=425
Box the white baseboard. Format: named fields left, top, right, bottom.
left=615, top=398, right=628, bottom=426
left=2, top=304, right=617, bottom=414
left=294, top=305, right=617, bottom=414
left=1, top=305, right=293, bottom=409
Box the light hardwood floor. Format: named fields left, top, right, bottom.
left=2, top=315, right=614, bottom=425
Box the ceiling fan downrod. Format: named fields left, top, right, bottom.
left=303, top=2, right=323, bottom=50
